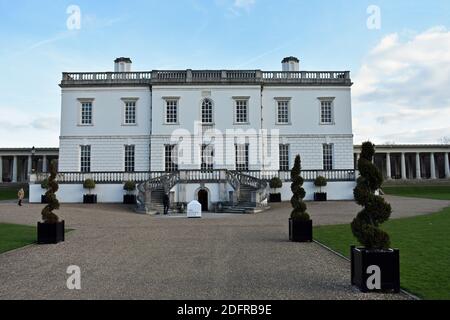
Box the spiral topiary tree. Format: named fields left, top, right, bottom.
left=290, top=155, right=310, bottom=221
left=41, top=160, right=60, bottom=224
left=351, top=141, right=392, bottom=249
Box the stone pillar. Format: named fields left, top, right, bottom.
left=416, top=153, right=421, bottom=179
left=12, top=156, right=18, bottom=183
left=445, top=153, right=450, bottom=179
left=27, top=155, right=32, bottom=173
left=386, top=153, right=391, bottom=180
left=430, top=153, right=436, bottom=179
left=0, top=156, right=3, bottom=183
left=401, top=153, right=407, bottom=180
left=42, top=155, right=48, bottom=173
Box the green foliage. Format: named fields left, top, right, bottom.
left=83, top=179, right=96, bottom=194
left=314, top=206, right=450, bottom=299
left=314, top=176, right=327, bottom=193
left=269, top=177, right=283, bottom=190
left=40, top=179, right=49, bottom=190
left=123, top=180, right=136, bottom=192
left=351, top=141, right=392, bottom=249
left=290, top=155, right=310, bottom=221
left=41, top=160, right=60, bottom=224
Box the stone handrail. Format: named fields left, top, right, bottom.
left=61, top=70, right=351, bottom=86
left=30, top=169, right=356, bottom=184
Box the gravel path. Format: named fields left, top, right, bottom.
left=1, top=195, right=444, bottom=300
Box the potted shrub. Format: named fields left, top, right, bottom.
left=313, top=176, right=327, bottom=201
left=289, top=155, right=312, bottom=242
left=123, top=180, right=137, bottom=204
left=40, top=178, right=49, bottom=204
left=269, top=177, right=282, bottom=202
left=83, top=178, right=97, bottom=204
left=37, top=160, right=64, bottom=244
left=350, top=141, right=400, bottom=293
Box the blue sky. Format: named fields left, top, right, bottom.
left=0, top=0, right=449, bottom=147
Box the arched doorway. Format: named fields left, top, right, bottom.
left=198, top=189, right=208, bottom=212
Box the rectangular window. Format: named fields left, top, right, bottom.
left=201, top=144, right=214, bottom=170
left=166, top=100, right=178, bottom=124
left=201, top=99, right=213, bottom=124
left=320, top=100, right=333, bottom=124
left=235, top=144, right=249, bottom=171
left=279, top=144, right=290, bottom=171
left=80, top=145, right=91, bottom=173
left=323, top=144, right=334, bottom=170
left=277, top=100, right=290, bottom=124
left=124, top=101, right=136, bottom=125
left=165, top=145, right=178, bottom=172
left=235, top=100, right=248, bottom=124
left=81, top=102, right=93, bottom=125
left=125, top=145, right=135, bottom=172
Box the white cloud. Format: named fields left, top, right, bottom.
left=0, top=107, right=59, bottom=147
left=220, top=0, right=256, bottom=16
left=233, top=0, right=256, bottom=10
left=353, top=26, right=450, bottom=144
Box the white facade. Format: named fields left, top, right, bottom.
left=30, top=57, right=357, bottom=206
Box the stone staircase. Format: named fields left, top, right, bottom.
left=149, top=188, right=166, bottom=214
left=136, top=170, right=269, bottom=214
left=221, top=182, right=270, bottom=214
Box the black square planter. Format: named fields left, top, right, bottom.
left=83, top=194, right=97, bottom=204
left=314, top=192, right=327, bottom=202
left=123, top=194, right=137, bottom=204
left=269, top=193, right=282, bottom=203
left=41, top=195, right=48, bottom=204
left=37, top=220, right=65, bottom=244
left=351, top=246, right=400, bottom=293
left=289, top=219, right=313, bottom=242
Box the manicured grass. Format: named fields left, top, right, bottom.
left=0, top=223, right=36, bottom=253
left=383, top=185, right=450, bottom=200
left=314, top=207, right=450, bottom=300
left=0, top=187, right=28, bottom=201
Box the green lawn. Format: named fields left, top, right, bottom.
left=383, top=185, right=450, bottom=200
left=0, top=223, right=37, bottom=253
left=0, top=187, right=28, bottom=201
left=314, top=206, right=450, bottom=300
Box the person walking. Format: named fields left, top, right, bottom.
left=163, top=193, right=170, bottom=215
left=17, top=188, right=25, bottom=206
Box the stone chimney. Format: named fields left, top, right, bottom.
left=282, top=56, right=300, bottom=72
left=114, top=57, right=132, bottom=72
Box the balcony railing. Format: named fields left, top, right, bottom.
left=30, top=169, right=355, bottom=184
left=61, top=70, right=351, bottom=86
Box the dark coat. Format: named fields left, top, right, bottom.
left=163, top=194, right=170, bottom=206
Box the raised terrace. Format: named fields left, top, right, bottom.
left=60, top=70, right=352, bottom=87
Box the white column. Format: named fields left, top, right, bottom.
left=445, top=153, right=450, bottom=179
left=386, top=153, right=391, bottom=180
left=430, top=153, right=436, bottom=179
left=42, top=155, right=48, bottom=173
left=416, top=153, right=421, bottom=179
left=12, top=156, right=18, bottom=183
left=401, top=153, right=407, bottom=180
left=0, top=156, right=3, bottom=183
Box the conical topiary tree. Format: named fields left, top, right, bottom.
left=41, top=160, right=60, bottom=224
left=290, top=155, right=310, bottom=221
left=351, top=141, right=392, bottom=249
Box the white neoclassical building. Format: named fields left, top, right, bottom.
left=29, top=57, right=357, bottom=211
